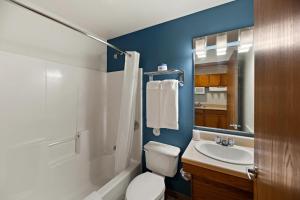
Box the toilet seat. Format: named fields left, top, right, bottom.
left=126, top=172, right=165, bottom=200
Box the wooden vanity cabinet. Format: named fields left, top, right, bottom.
left=195, top=109, right=227, bottom=129
left=183, top=163, right=253, bottom=200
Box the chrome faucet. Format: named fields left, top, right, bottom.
left=215, top=136, right=234, bottom=147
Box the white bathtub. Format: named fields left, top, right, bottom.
left=85, top=161, right=141, bottom=200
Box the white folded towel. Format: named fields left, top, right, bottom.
left=160, top=80, right=179, bottom=130
left=84, top=192, right=102, bottom=200
left=146, top=81, right=161, bottom=129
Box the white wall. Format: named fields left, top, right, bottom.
left=242, top=47, right=254, bottom=133
left=0, top=0, right=107, bottom=71
left=0, top=51, right=110, bottom=200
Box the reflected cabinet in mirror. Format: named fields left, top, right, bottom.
left=193, top=27, right=254, bottom=135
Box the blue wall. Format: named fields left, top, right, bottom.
left=107, top=0, right=253, bottom=196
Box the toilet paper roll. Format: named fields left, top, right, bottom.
left=153, top=128, right=160, bottom=136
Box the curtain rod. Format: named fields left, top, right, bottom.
left=5, top=0, right=130, bottom=57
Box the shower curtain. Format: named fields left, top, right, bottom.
left=115, top=51, right=140, bottom=174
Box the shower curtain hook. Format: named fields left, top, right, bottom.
left=114, top=51, right=132, bottom=59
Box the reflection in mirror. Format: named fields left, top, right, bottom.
left=193, top=27, right=254, bottom=134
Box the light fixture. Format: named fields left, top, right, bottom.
left=216, top=33, right=227, bottom=56
left=238, top=29, right=253, bottom=53
left=47, top=70, right=63, bottom=79
left=238, top=48, right=250, bottom=53
left=196, top=50, right=206, bottom=58
left=195, top=37, right=207, bottom=58
left=217, top=48, right=227, bottom=56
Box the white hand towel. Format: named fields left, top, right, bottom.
left=146, top=81, right=161, bottom=129
left=160, top=80, right=179, bottom=130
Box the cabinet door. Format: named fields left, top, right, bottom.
left=192, top=177, right=252, bottom=200
left=219, top=114, right=227, bottom=129
left=195, top=109, right=205, bottom=126
left=204, top=113, right=219, bottom=128
left=195, top=75, right=201, bottom=87
left=220, top=74, right=228, bottom=86
left=195, top=75, right=209, bottom=87
left=209, top=74, right=221, bottom=86
left=183, top=163, right=253, bottom=200
left=204, top=110, right=227, bottom=129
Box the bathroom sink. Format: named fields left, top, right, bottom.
left=194, top=141, right=253, bottom=165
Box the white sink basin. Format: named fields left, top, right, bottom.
left=194, top=141, right=253, bottom=165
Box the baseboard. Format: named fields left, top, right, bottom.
left=165, top=189, right=191, bottom=200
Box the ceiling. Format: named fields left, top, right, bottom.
left=19, top=0, right=233, bottom=40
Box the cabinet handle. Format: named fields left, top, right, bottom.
left=247, top=166, right=258, bottom=180
left=229, top=124, right=241, bottom=129
left=180, top=168, right=191, bottom=181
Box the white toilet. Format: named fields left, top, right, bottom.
left=126, top=141, right=180, bottom=200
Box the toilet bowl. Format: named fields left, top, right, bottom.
left=125, top=141, right=180, bottom=200
left=126, top=172, right=165, bottom=200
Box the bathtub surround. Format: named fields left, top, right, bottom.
left=0, top=1, right=113, bottom=199
left=0, top=51, right=109, bottom=200
left=84, top=192, right=101, bottom=200
left=0, top=3, right=144, bottom=197
left=107, top=0, right=253, bottom=195
left=96, top=161, right=141, bottom=200
left=115, top=52, right=140, bottom=174
left=0, top=50, right=143, bottom=200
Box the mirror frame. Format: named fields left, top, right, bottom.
left=192, top=26, right=254, bottom=138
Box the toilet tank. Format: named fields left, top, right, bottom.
left=144, top=141, right=180, bottom=177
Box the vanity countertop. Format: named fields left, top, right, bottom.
left=194, top=104, right=227, bottom=111
left=182, top=139, right=253, bottom=179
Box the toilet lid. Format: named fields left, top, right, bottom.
left=126, top=172, right=165, bottom=200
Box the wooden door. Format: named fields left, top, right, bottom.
left=254, top=0, right=300, bottom=199
left=226, top=50, right=238, bottom=130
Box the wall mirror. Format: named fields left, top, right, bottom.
left=193, top=27, right=254, bottom=135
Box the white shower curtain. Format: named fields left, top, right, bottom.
left=115, top=51, right=140, bottom=174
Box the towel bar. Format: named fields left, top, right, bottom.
left=144, top=69, right=184, bottom=86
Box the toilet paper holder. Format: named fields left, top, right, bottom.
left=180, top=168, right=191, bottom=181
